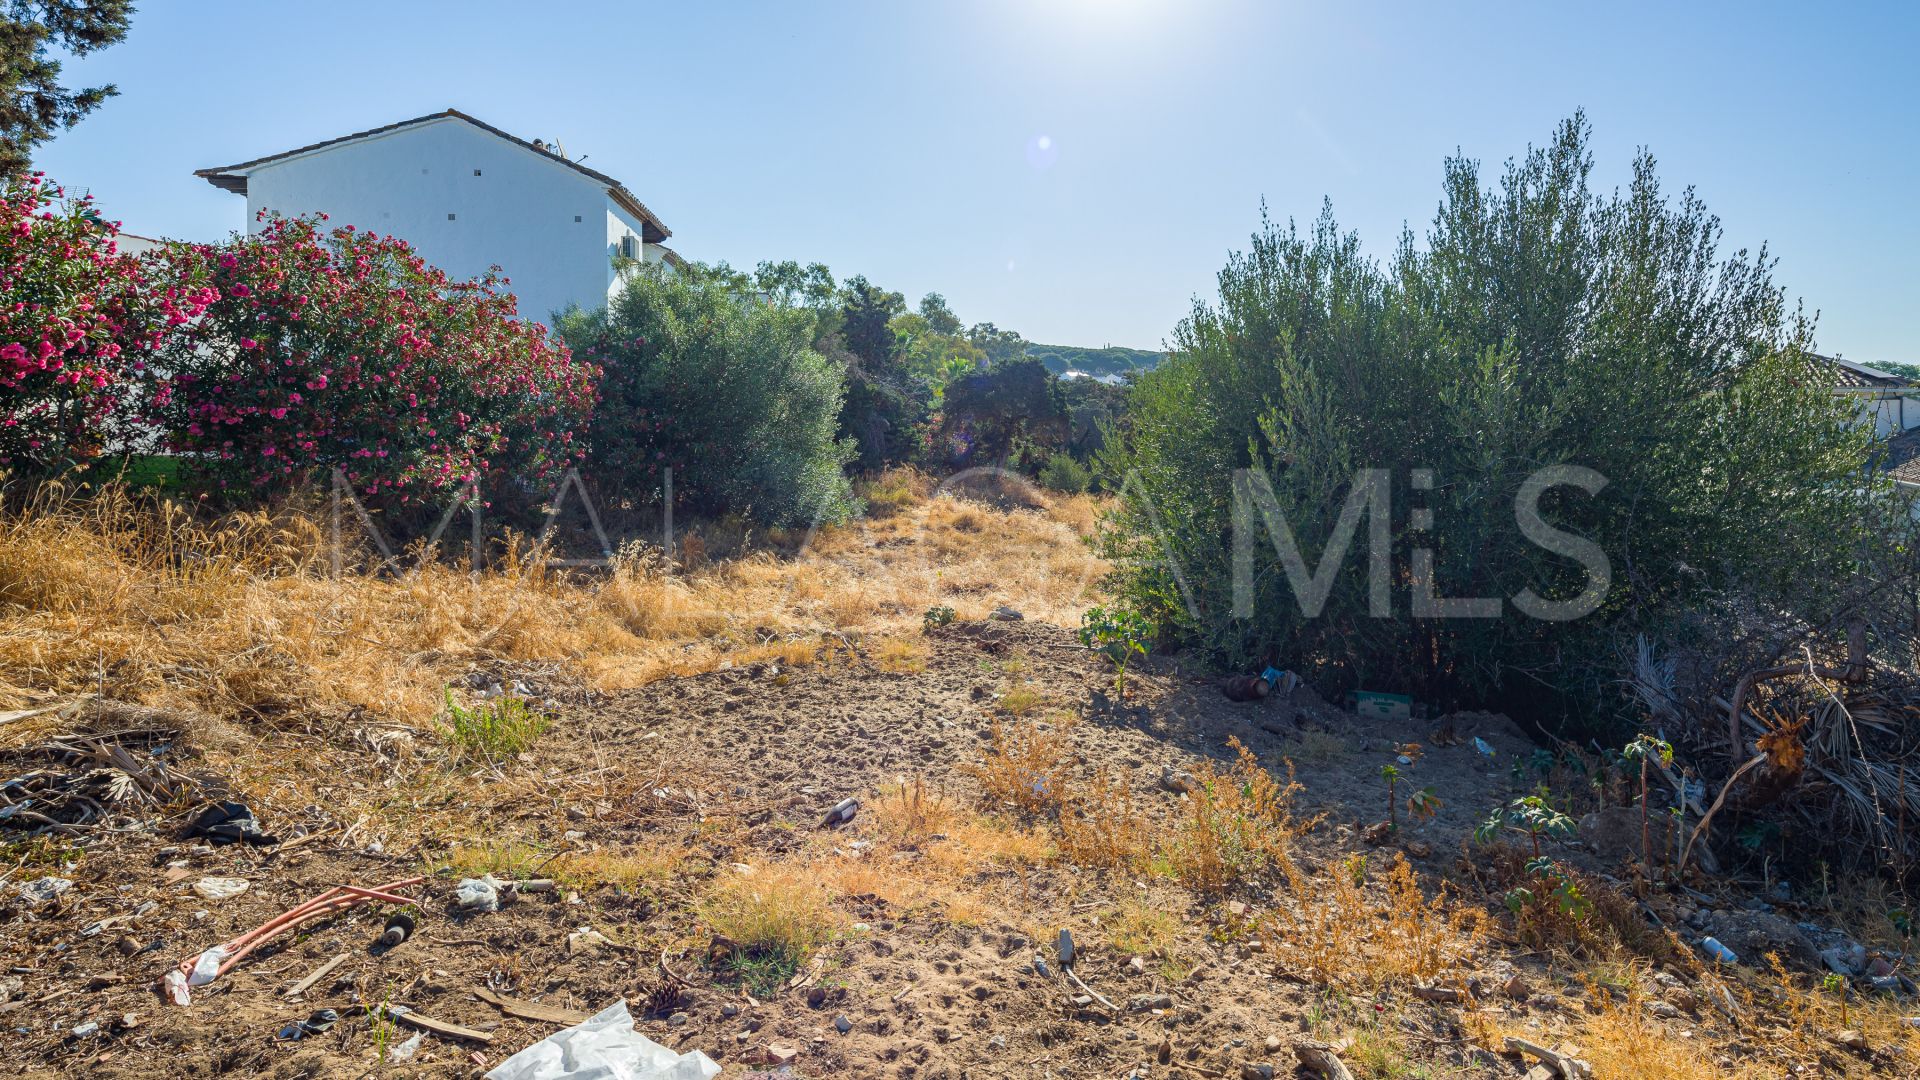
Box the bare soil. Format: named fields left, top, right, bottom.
left=1, top=620, right=1907, bottom=1078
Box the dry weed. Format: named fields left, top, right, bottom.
left=965, top=716, right=1075, bottom=815
left=1169, top=740, right=1312, bottom=894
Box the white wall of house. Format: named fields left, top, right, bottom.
left=238, top=117, right=619, bottom=326
left=1842, top=390, right=1917, bottom=439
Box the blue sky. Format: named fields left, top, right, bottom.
left=30, top=1, right=1920, bottom=361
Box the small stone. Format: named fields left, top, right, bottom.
left=1503, top=974, right=1532, bottom=1000
left=1241, top=1065, right=1275, bottom=1080
left=1225, top=900, right=1248, bottom=918
left=806, top=986, right=828, bottom=1008
left=1835, top=1029, right=1867, bottom=1051
left=764, top=1043, right=798, bottom=1065
left=1159, top=767, right=1198, bottom=794
left=834, top=1014, right=852, bottom=1034
left=721, top=1003, right=740, bottom=1018
left=115, top=935, right=142, bottom=957
left=1648, top=1000, right=1682, bottom=1020
left=566, top=928, right=612, bottom=957
left=987, top=1034, right=1007, bottom=1051
left=1128, top=956, right=1146, bottom=975
left=989, top=605, right=1024, bottom=621
left=1128, top=993, right=1174, bottom=1012
left=1264, top=1035, right=1282, bottom=1053
left=667, top=1012, right=690, bottom=1027
left=69, top=1021, right=101, bottom=1039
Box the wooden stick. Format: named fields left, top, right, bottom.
left=1502, top=1035, right=1584, bottom=1079
left=1063, top=968, right=1117, bottom=1012
left=282, top=953, right=350, bottom=998
left=389, top=1005, right=495, bottom=1045
left=473, top=988, right=591, bottom=1026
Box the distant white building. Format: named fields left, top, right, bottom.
left=195, top=109, right=682, bottom=326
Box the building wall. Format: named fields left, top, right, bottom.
left=239, top=117, right=614, bottom=326
left=1847, top=392, right=1916, bottom=439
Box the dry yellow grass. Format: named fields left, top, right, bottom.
left=0, top=473, right=1107, bottom=727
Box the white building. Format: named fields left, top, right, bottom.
left=1807, top=353, right=1916, bottom=440
left=195, top=109, right=682, bottom=326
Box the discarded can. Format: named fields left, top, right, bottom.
left=1701, top=937, right=1738, bottom=964
left=821, top=798, right=858, bottom=827
left=1056, top=928, right=1076, bottom=968
left=379, top=912, right=416, bottom=947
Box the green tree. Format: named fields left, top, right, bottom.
left=1, top=1, right=135, bottom=179
left=918, top=292, right=961, bottom=335
left=560, top=266, right=859, bottom=527
left=1099, top=114, right=1896, bottom=728
left=966, top=322, right=1028, bottom=366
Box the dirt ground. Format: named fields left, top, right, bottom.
left=3, top=618, right=1914, bottom=1078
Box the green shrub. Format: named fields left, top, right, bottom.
left=1037, top=453, right=1091, bottom=494
left=560, top=267, right=860, bottom=527
left=441, top=690, right=549, bottom=763
left=1097, top=114, right=1895, bottom=727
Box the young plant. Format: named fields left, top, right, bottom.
left=441, top=688, right=550, bottom=764
left=1621, top=734, right=1673, bottom=883
left=1406, top=786, right=1442, bottom=823
left=1077, top=605, right=1153, bottom=699
left=922, top=604, right=956, bottom=631
left=1477, top=795, right=1588, bottom=922
left=1822, top=972, right=1849, bottom=1028
left=1379, top=763, right=1402, bottom=829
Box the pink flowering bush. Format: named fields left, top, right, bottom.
left=146, top=214, right=597, bottom=505
left=0, top=174, right=208, bottom=471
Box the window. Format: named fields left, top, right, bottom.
left=619, top=234, right=638, bottom=259
left=447, top=213, right=457, bottom=221
left=574, top=215, right=582, bottom=223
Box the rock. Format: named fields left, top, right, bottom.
left=1578, top=805, right=1648, bottom=863
left=1128, top=955, right=1146, bottom=975
left=988, top=1034, right=1007, bottom=1051
left=1835, top=1029, right=1867, bottom=1051
left=1647, top=1000, right=1682, bottom=1020
left=191, top=877, right=249, bottom=902
left=15, top=877, right=71, bottom=905
left=721, top=1003, right=740, bottom=1018
left=1159, top=767, right=1198, bottom=794
left=833, top=1015, right=852, bottom=1034
left=115, top=935, right=142, bottom=957
left=1241, top=1066, right=1275, bottom=1080
left=565, top=927, right=612, bottom=957
left=1821, top=944, right=1868, bottom=978
left=806, top=987, right=828, bottom=1008
left=667, top=1012, right=690, bottom=1027
left=1700, top=909, right=1818, bottom=968
left=764, top=1043, right=798, bottom=1065
left=989, top=605, right=1024, bottom=621
left=1502, top=974, right=1532, bottom=1000
left=1264, top=1035, right=1282, bottom=1053
left=1524, top=1067, right=1557, bottom=1080
left=1129, top=993, right=1174, bottom=1012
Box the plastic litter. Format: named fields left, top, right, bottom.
left=188, top=945, right=231, bottom=986
left=1701, top=937, right=1738, bottom=964
left=185, top=800, right=279, bottom=847
left=1260, top=667, right=1300, bottom=693
left=484, top=999, right=719, bottom=1080
left=1472, top=737, right=1496, bottom=757
left=277, top=1008, right=340, bottom=1041
left=457, top=876, right=503, bottom=912
left=192, top=877, right=250, bottom=902
left=15, top=876, right=72, bottom=905
left=390, top=1031, right=425, bottom=1061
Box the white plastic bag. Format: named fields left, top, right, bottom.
left=485, top=1000, right=719, bottom=1080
